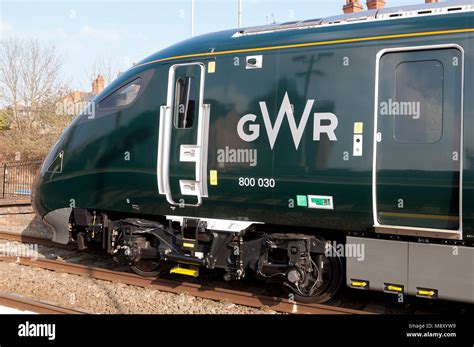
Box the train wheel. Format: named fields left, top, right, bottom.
left=288, top=246, right=343, bottom=304
left=131, top=260, right=169, bottom=277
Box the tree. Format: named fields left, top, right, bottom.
left=0, top=37, right=69, bottom=131
left=0, top=109, right=10, bottom=130
left=0, top=37, right=71, bottom=161
left=0, top=37, right=21, bottom=129
left=89, top=54, right=121, bottom=87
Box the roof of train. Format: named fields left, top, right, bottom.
left=135, top=0, right=474, bottom=68
left=95, top=1, right=473, bottom=101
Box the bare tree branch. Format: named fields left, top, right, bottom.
left=0, top=36, right=71, bottom=161
left=90, top=54, right=120, bottom=86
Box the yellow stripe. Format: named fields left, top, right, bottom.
left=380, top=212, right=459, bottom=221
left=135, top=27, right=474, bottom=68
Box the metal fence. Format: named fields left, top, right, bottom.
left=0, top=161, right=42, bottom=200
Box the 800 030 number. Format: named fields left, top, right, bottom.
left=238, top=177, right=275, bottom=188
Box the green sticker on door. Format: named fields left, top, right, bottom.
left=296, top=195, right=308, bottom=207
left=296, top=195, right=333, bottom=209
left=308, top=195, right=334, bottom=210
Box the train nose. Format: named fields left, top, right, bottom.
left=30, top=157, right=71, bottom=244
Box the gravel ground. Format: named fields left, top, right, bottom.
left=0, top=261, right=278, bottom=314
left=0, top=208, right=52, bottom=239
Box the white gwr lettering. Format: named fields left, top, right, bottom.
left=237, top=92, right=338, bottom=149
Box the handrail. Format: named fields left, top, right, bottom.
left=157, top=62, right=209, bottom=207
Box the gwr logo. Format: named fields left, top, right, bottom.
left=237, top=92, right=338, bottom=150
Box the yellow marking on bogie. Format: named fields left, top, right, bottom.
left=170, top=264, right=199, bottom=277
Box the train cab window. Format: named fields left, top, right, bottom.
left=98, top=78, right=142, bottom=109
left=174, top=76, right=196, bottom=129
left=393, top=60, right=443, bottom=143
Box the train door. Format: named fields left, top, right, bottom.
left=157, top=62, right=210, bottom=207
left=373, top=46, right=463, bottom=238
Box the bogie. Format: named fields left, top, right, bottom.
left=70, top=209, right=343, bottom=302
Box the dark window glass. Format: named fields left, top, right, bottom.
left=393, top=60, right=443, bottom=143
left=99, top=78, right=142, bottom=109
left=174, top=76, right=196, bottom=129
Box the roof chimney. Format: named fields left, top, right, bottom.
left=92, top=74, right=105, bottom=95
left=343, top=0, right=363, bottom=13
left=425, top=0, right=438, bottom=3
left=367, top=0, right=385, bottom=10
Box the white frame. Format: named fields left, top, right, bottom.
left=372, top=44, right=464, bottom=240
left=157, top=62, right=209, bottom=207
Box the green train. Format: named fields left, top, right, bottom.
left=33, top=0, right=474, bottom=303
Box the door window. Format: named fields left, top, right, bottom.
left=393, top=60, right=444, bottom=143
left=174, top=76, right=196, bottom=129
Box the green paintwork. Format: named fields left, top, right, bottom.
left=376, top=48, right=462, bottom=230
left=32, top=11, right=474, bottom=241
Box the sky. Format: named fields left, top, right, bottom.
left=1, top=0, right=432, bottom=90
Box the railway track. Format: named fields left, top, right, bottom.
left=0, top=231, right=367, bottom=315
left=0, top=292, right=84, bottom=314
left=0, top=200, right=31, bottom=207
left=0, top=231, right=75, bottom=250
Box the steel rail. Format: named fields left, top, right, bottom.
left=0, top=292, right=85, bottom=314
left=0, top=231, right=369, bottom=314
left=2, top=256, right=366, bottom=315
left=0, top=201, right=32, bottom=208
left=0, top=231, right=76, bottom=250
